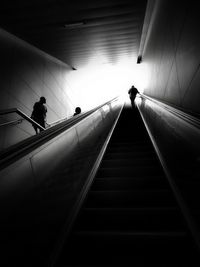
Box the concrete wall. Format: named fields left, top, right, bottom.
left=0, top=28, right=77, bottom=150
left=143, top=0, right=200, bottom=115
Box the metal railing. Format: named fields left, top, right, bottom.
left=0, top=108, right=45, bottom=131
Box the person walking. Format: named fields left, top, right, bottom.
left=31, top=96, right=47, bottom=134
left=128, top=85, right=139, bottom=107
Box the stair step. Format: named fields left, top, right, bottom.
left=84, top=190, right=176, bottom=208
left=107, top=142, right=153, bottom=148
left=107, top=148, right=155, bottom=154
left=104, top=151, right=156, bottom=160
left=73, top=207, right=185, bottom=232
left=91, top=177, right=170, bottom=191
left=56, top=265, right=191, bottom=267
left=96, top=166, right=163, bottom=177
left=108, top=141, right=152, bottom=145
left=58, top=231, right=198, bottom=265
left=95, top=173, right=166, bottom=179
left=100, top=158, right=160, bottom=168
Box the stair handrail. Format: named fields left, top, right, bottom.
left=0, top=108, right=45, bottom=131
left=138, top=93, right=200, bottom=129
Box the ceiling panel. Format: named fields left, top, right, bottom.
left=0, top=0, right=147, bottom=68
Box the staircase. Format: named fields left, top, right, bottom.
left=55, top=105, right=200, bottom=266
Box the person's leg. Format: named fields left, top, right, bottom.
left=39, top=120, right=45, bottom=132
left=33, top=125, right=39, bottom=134
left=131, top=97, right=136, bottom=108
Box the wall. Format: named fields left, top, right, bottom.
left=0, top=28, right=77, bottom=150
left=143, top=0, right=200, bottom=115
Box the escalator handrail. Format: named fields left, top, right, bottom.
left=0, top=118, right=24, bottom=127
left=0, top=96, right=119, bottom=170
left=139, top=93, right=200, bottom=129
left=0, top=108, right=45, bottom=131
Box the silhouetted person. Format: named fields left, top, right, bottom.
left=31, top=96, right=47, bottom=134
left=73, top=107, right=81, bottom=116
left=128, top=85, right=139, bottom=107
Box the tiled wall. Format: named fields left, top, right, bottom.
left=0, top=28, right=76, bottom=150
left=143, top=1, right=200, bottom=114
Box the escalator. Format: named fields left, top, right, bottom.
left=55, top=105, right=200, bottom=266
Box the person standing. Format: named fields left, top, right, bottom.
left=128, top=85, right=139, bottom=107
left=73, top=107, right=81, bottom=116
left=31, top=96, right=47, bottom=134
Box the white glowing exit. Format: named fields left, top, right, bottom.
left=66, top=58, right=148, bottom=111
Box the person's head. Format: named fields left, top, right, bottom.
left=40, top=96, right=46, bottom=104
left=75, top=107, right=81, bottom=114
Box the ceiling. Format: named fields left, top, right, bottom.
left=0, top=0, right=148, bottom=69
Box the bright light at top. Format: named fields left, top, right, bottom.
left=66, top=57, right=148, bottom=111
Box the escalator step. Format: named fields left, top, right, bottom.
left=107, top=142, right=153, bottom=148
left=96, top=166, right=163, bottom=177
left=73, top=207, right=186, bottom=232
left=104, top=151, right=156, bottom=160
left=91, top=177, right=169, bottom=191
left=84, top=190, right=176, bottom=208
left=106, top=146, right=154, bottom=153
left=100, top=158, right=161, bottom=168
left=58, top=231, right=198, bottom=265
